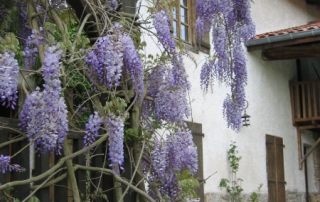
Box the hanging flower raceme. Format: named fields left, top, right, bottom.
left=107, top=0, right=118, bottom=10
left=153, top=10, right=190, bottom=87
left=145, top=127, right=198, bottom=201
left=143, top=64, right=190, bottom=124
left=122, top=34, right=145, bottom=101
left=84, top=112, right=103, bottom=148
left=84, top=24, right=145, bottom=102
left=106, top=114, right=124, bottom=174
left=20, top=46, right=68, bottom=154
left=171, top=53, right=191, bottom=91
left=148, top=10, right=191, bottom=124
left=0, top=155, right=24, bottom=173
left=84, top=34, right=123, bottom=88
left=154, top=88, right=190, bottom=124
left=196, top=0, right=255, bottom=131
left=153, top=10, right=176, bottom=54
left=24, top=29, right=44, bottom=69
left=0, top=51, right=19, bottom=109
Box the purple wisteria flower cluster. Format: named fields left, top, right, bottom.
left=152, top=10, right=190, bottom=91
left=153, top=10, right=176, bottom=54
left=106, top=114, right=124, bottom=174
left=84, top=24, right=144, bottom=99
left=147, top=10, right=191, bottom=124
left=0, top=155, right=24, bottom=173
left=107, top=0, right=118, bottom=10
left=196, top=0, right=255, bottom=131
left=24, top=29, right=44, bottom=69
left=0, top=51, right=19, bottom=109
left=20, top=46, right=69, bottom=154
left=84, top=112, right=103, bottom=148
left=144, top=64, right=190, bottom=124
left=122, top=34, right=144, bottom=101
left=84, top=34, right=123, bottom=88
left=144, top=127, right=198, bottom=201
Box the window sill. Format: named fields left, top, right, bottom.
left=183, top=42, right=210, bottom=55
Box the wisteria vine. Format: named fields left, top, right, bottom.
left=197, top=0, right=255, bottom=131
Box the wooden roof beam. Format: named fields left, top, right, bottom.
left=262, top=42, right=320, bottom=61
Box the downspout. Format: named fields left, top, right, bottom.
left=245, top=29, right=320, bottom=47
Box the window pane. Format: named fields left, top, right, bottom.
left=173, top=21, right=178, bottom=37
left=181, top=25, right=188, bottom=41
left=172, top=7, right=177, bottom=19
left=180, top=7, right=188, bottom=23
left=180, top=0, right=187, bottom=6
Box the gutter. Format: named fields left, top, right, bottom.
left=245, top=28, right=320, bottom=47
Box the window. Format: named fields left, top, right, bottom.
left=172, top=0, right=210, bottom=53
left=172, top=0, right=192, bottom=42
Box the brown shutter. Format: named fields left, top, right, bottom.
left=186, top=121, right=204, bottom=202
left=122, top=0, right=137, bottom=14
left=266, top=135, right=286, bottom=202
left=199, top=32, right=210, bottom=53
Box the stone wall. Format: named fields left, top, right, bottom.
left=204, top=193, right=268, bottom=202
left=309, top=193, right=320, bottom=202
left=204, top=191, right=309, bottom=202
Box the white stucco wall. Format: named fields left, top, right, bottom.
left=184, top=50, right=301, bottom=195
left=251, top=0, right=320, bottom=34
left=139, top=0, right=320, bottom=199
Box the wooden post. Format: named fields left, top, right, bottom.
left=313, top=82, right=317, bottom=117
left=289, top=81, right=296, bottom=125
left=297, top=127, right=303, bottom=170
left=301, top=136, right=320, bottom=164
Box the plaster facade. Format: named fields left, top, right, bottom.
left=140, top=0, right=320, bottom=201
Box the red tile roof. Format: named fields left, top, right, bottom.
left=254, top=20, right=320, bottom=39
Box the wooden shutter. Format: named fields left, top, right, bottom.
left=122, top=0, right=137, bottom=14
left=199, top=31, right=210, bottom=53
left=186, top=122, right=204, bottom=202
left=266, top=135, right=286, bottom=202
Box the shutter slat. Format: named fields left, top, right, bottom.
left=266, top=135, right=286, bottom=202
left=122, top=0, right=137, bottom=14
left=186, top=121, right=204, bottom=202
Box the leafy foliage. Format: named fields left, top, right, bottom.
left=0, top=0, right=255, bottom=201
left=219, top=142, right=243, bottom=201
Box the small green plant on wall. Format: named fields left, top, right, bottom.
left=249, top=184, right=263, bottom=202
left=219, top=142, right=243, bottom=202
left=219, top=142, right=263, bottom=202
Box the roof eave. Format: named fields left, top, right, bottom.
left=245, top=29, right=320, bottom=52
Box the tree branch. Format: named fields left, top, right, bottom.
left=0, top=135, right=26, bottom=149
left=22, top=168, right=66, bottom=202
left=62, top=139, right=81, bottom=202
left=0, top=133, right=108, bottom=190
left=75, top=165, right=156, bottom=202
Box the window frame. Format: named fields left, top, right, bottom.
left=171, top=0, right=210, bottom=54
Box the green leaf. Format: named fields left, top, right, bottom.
left=1, top=21, right=8, bottom=30
left=27, top=196, right=40, bottom=202
left=14, top=199, right=20, bottom=202
left=12, top=6, right=18, bottom=12
left=48, top=34, right=55, bottom=43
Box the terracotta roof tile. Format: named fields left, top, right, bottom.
left=254, top=20, right=320, bottom=39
